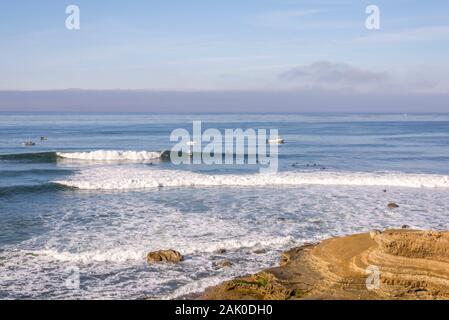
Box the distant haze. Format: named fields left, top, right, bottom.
left=1, top=90, right=448, bottom=113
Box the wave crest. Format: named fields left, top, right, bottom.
left=56, top=150, right=161, bottom=161
left=54, top=167, right=449, bottom=190
left=24, top=237, right=293, bottom=263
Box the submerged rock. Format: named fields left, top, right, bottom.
left=147, top=249, right=183, bottom=263
left=213, top=260, right=233, bottom=269
left=388, top=202, right=400, bottom=208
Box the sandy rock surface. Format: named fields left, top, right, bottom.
left=198, top=229, right=449, bottom=300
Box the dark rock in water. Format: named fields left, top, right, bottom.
left=213, top=260, right=233, bottom=269
left=383, top=189, right=387, bottom=193
left=215, top=248, right=227, bottom=254
left=402, top=225, right=410, bottom=229
left=147, top=249, right=183, bottom=263
left=388, top=202, right=399, bottom=208
left=253, top=249, right=267, bottom=254
left=160, top=150, right=172, bottom=160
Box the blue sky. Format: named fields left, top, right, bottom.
left=0, top=1, right=448, bottom=112
left=1, top=0, right=449, bottom=91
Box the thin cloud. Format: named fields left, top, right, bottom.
left=352, top=26, right=449, bottom=44
left=251, top=9, right=319, bottom=29
left=279, top=61, right=389, bottom=92
left=250, top=9, right=356, bottom=30
left=279, top=61, right=449, bottom=94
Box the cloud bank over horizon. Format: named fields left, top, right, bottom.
left=2, top=59, right=448, bottom=112
left=1, top=87, right=448, bottom=113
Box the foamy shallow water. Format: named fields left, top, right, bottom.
left=54, top=166, right=449, bottom=190
left=2, top=113, right=449, bottom=299
left=2, top=184, right=449, bottom=299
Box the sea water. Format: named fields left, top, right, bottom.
left=1, top=113, right=449, bottom=299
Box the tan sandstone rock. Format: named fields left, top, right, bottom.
left=198, top=229, right=449, bottom=300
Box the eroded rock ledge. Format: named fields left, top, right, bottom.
left=198, top=229, right=449, bottom=300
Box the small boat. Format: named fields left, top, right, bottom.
left=40, top=136, right=48, bottom=141
left=267, top=137, right=285, bottom=144
left=23, top=140, right=36, bottom=146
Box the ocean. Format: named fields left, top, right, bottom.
left=1, top=112, right=449, bottom=299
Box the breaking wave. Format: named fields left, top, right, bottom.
left=56, top=150, right=162, bottom=161
left=0, top=150, right=164, bottom=163
left=24, top=236, right=294, bottom=263
left=54, top=167, right=449, bottom=190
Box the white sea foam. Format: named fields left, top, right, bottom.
left=5, top=183, right=449, bottom=299
left=29, top=248, right=145, bottom=263
left=54, top=167, right=449, bottom=190
left=26, top=236, right=293, bottom=263
left=56, top=150, right=161, bottom=161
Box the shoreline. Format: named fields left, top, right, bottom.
left=196, top=229, right=449, bottom=300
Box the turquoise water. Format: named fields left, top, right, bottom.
left=2, top=113, right=449, bottom=299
